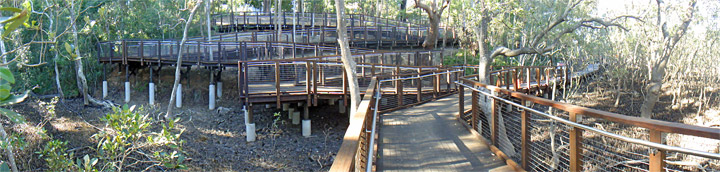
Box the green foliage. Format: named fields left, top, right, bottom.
left=92, top=105, right=186, bottom=171
left=36, top=140, right=75, bottom=171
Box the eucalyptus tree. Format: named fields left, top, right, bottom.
left=334, top=0, right=360, bottom=117
left=412, top=0, right=450, bottom=49
left=166, top=0, right=203, bottom=119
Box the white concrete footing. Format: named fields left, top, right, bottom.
left=124, top=82, right=130, bottom=103
left=328, top=99, right=336, bottom=105
left=149, top=83, right=155, bottom=105
left=288, top=108, right=295, bottom=119
left=246, top=123, right=256, bottom=142
left=176, top=84, right=182, bottom=108
left=265, top=104, right=271, bottom=108
left=102, top=81, right=108, bottom=99
left=292, top=112, right=300, bottom=124
left=209, top=84, right=216, bottom=110
left=217, top=82, right=223, bottom=98
left=302, top=120, right=311, bottom=137
left=282, top=103, right=290, bottom=111
left=339, top=100, right=346, bottom=114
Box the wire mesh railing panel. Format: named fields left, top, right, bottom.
left=581, top=131, right=650, bottom=172
left=246, top=64, right=276, bottom=82
left=495, top=96, right=524, bottom=164
left=526, top=110, right=571, bottom=172
left=664, top=133, right=720, bottom=171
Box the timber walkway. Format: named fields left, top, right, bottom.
left=94, top=11, right=720, bottom=172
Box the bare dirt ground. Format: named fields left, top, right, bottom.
left=10, top=66, right=348, bottom=171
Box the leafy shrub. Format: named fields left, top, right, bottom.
left=92, top=104, right=185, bottom=171
left=36, top=140, right=75, bottom=171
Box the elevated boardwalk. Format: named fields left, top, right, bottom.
left=378, top=93, right=513, bottom=171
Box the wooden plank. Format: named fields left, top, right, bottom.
left=459, top=85, right=464, bottom=119
left=471, top=91, right=478, bottom=130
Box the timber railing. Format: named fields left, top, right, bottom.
left=212, top=12, right=431, bottom=28
left=236, top=49, right=452, bottom=105
left=329, top=68, right=465, bottom=172
left=456, top=69, right=720, bottom=171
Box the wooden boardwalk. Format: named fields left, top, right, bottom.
left=377, top=92, right=513, bottom=171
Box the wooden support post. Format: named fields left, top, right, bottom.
left=416, top=68, right=422, bottom=102
left=569, top=112, right=583, bottom=172
left=306, top=61, right=312, bottom=103
left=505, top=71, right=511, bottom=90
left=521, top=100, right=529, bottom=170
left=458, top=84, right=464, bottom=117
left=471, top=91, right=478, bottom=131
left=433, top=72, right=439, bottom=98
left=343, top=69, right=348, bottom=107
left=649, top=130, right=666, bottom=171
left=397, top=72, right=403, bottom=107
left=313, top=62, right=318, bottom=106
left=275, top=62, right=281, bottom=107
left=513, top=70, right=519, bottom=90
left=491, top=91, right=498, bottom=145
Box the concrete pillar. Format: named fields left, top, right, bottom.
left=302, top=120, right=311, bottom=137
left=246, top=123, right=256, bottom=142
left=209, top=84, right=216, bottom=110
left=339, top=100, right=346, bottom=114
left=217, top=82, right=223, bottom=98
left=282, top=103, right=290, bottom=111
left=265, top=104, right=271, bottom=109
left=328, top=99, right=336, bottom=105
left=149, top=82, right=155, bottom=105
left=124, top=81, right=130, bottom=103
left=292, top=111, right=300, bottom=124
left=102, top=81, right=108, bottom=99
left=176, top=84, right=183, bottom=108
left=288, top=108, right=295, bottom=119
left=244, top=107, right=256, bottom=142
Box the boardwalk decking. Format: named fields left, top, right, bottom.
left=377, top=92, right=513, bottom=171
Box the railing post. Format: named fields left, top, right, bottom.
left=458, top=84, right=464, bottom=117
left=521, top=100, right=529, bottom=170
left=471, top=90, right=478, bottom=131
left=416, top=68, right=422, bottom=102
left=649, top=130, right=666, bottom=171
left=275, top=62, right=281, bottom=107
left=569, top=112, right=583, bottom=171
left=491, top=90, right=498, bottom=145
left=313, top=62, right=318, bottom=106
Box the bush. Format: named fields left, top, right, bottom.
left=91, top=104, right=186, bottom=171
left=36, top=140, right=75, bottom=171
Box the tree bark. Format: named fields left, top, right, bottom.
left=640, top=0, right=696, bottom=118
left=413, top=0, right=450, bottom=50
left=71, top=0, right=89, bottom=106
left=335, top=0, right=361, bottom=116
left=166, top=1, right=202, bottom=119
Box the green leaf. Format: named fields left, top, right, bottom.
left=0, top=90, right=30, bottom=106
left=64, top=42, right=72, bottom=54
left=0, top=162, right=9, bottom=172
left=0, top=67, right=14, bottom=84
left=0, top=89, right=8, bottom=100
left=2, top=10, right=27, bottom=37
left=0, top=7, right=22, bottom=13
left=0, top=108, right=25, bottom=124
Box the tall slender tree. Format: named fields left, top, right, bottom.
left=413, top=0, right=450, bottom=49
left=334, top=0, right=361, bottom=117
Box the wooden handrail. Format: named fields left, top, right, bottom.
left=459, top=77, right=720, bottom=140
left=330, top=78, right=378, bottom=172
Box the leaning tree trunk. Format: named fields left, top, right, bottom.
left=166, top=2, right=202, bottom=119
left=335, top=0, right=361, bottom=116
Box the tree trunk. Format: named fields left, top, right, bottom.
left=263, top=0, right=271, bottom=12
left=335, top=0, right=361, bottom=116
left=71, top=0, right=89, bottom=106
left=166, top=1, right=202, bottom=119
left=423, top=15, right=439, bottom=49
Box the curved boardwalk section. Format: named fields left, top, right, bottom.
left=378, top=93, right=512, bottom=171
